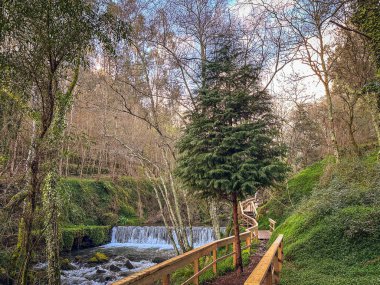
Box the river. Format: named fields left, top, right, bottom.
left=50, top=226, right=219, bottom=284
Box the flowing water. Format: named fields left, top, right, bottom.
left=46, top=226, right=218, bottom=284
left=108, top=226, right=218, bottom=249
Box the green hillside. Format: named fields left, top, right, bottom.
left=57, top=177, right=156, bottom=250
left=58, top=177, right=155, bottom=226
left=260, top=151, right=380, bottom=285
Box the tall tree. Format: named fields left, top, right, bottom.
left=332, top=31, right=377, bottom=155
left=260, top=0, right=345, bottom=161
left=0, top=1, right=127, bottom=283
left=176, top=38, right=288, bottom=274
left=352, top=0, right=380, bottom=155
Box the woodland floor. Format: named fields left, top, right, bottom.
left=204, top=240, right=268, bottom=285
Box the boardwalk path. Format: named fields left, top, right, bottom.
left=204, top=239, right=268, bottom=285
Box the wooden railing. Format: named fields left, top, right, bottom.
left=239, top=200, right=259, bottom=241
left=240, top=198, right=258, bottom=218
left=269, top=218, right=276, bottom=233
left=244, top=234, right=284, bottom=285
left=113, top=225, right=259, bottom=285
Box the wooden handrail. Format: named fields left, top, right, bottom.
left=244, top=234, right=284, bottom=285
left=112, top=225, right=258, bottom=285
left=239, top=200, right=259, bottom=241
left=112, top=196, right=262, bottom=285
left=240, top=198, right=258, bottom=217
left=269, top=218, right=276, bottom=233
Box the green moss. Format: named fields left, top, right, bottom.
left=259, top=158, right=329, bottom=229
left=61, top=225, right=111, bottom=251
left=61, top=229, right=76, bottom=251
left=88, top=252, right=109, bottom=263
left=60, top=258, right=75, bottom=270
left=118, top=216, right=141, bottom=226
left=58, top=176, right=154, bottom=227
left=266, top=150, right=380, bottom=285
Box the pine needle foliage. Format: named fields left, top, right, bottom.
left=176, top=39, right=288, bottom=201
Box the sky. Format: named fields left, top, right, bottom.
left=231, top=0, right=325, bottom=102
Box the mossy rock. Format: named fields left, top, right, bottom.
left=88, top=252, right=109, bottom=263
left=60, top=258, right=76, bottom=270
left=61, top=225, right=111, bottom=251
left=0, top=267, right=9, bottom=285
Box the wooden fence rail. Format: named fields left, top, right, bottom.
left=113, top=225, right=259, bottom=285
left=269, top=218, right=276, bottom=233
left=244, top=234, right=284, bottom=285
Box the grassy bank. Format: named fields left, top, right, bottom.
left=262, top=150, right=380, bottom=285
left=258, top=157, right=330, bottom=229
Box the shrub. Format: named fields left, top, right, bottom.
left=61, top=226, right=111, bottom=251
left=101, top=212, right=119, bottom=226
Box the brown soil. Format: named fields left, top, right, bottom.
left=203, top=240, right=268, bottom=285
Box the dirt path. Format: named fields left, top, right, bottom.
left=204, top=240, right=268, bottom=285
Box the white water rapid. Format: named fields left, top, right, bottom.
left=107, top=226, right=219, bottom=249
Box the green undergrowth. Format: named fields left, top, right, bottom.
left=267, top=150, right=380, bottom=285
left=170, top=240, right=258, bottom=285
left=61, top=225, right=111, bottom=251
left=258, top=157, right=330, bottom=229
left=57, top=176, right=156, bottom=250
left=58, top=176, right=155, bottom=227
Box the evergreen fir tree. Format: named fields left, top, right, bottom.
left=176, top=39, right=288, bottom=273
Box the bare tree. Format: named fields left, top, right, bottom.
left=258, top=0, right=347, bottom=161
left=332, top=31, right=377, bottom=155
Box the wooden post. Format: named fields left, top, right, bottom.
left=233, top=239, right=237, bottom=267
left=269, top=219, right=276, bottom=233
left=193, top=258, right=199, bottom=285
left=278, top=241, right=283, bottom=272
left=212, top=247, right=217, bottom=274
left=254, top=226, right=259, bottom=241
left=273, top=251, right=280, bottom=284
left=162, top=274, right=170, bottom=285
left=265, top=268, right=272, bottom=285
left=246, top=235, right=251, bottom=254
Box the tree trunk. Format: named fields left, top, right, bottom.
left=65, top=144, right=70, bottom=176
left=19, top=145, right=41, bottom=285
left=348, top=120, right=360, bottom=156
left=317, top=30, right=340, bottom=162
left=137, top=189, right=144, bottom=219
left=79, top=147, right=86, bottom=178
left=42, top=172, right=61, bottom=285
left=363, top=94, right=380, bottom=158
left=183, top=189, right=194, bottom=247
left=323, top=82, right=340, bottom=162
left=9, top=133, right=19, bottom=176
left=148, top=175, right=180, bottom=255
left=232, top=193, right=243, bottom=275
left=209, top=198, right=221, bottom=239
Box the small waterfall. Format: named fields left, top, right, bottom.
left=109, top=226, right=219, bottom=249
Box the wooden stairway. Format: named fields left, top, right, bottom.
left=239, top=195, right=274, bottom=240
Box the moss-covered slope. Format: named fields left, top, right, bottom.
left=57, top=177, right=157, bottom=250
left=58, top=177, right=155, bottom=226
left=262, top=151, right=380, bottom=285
